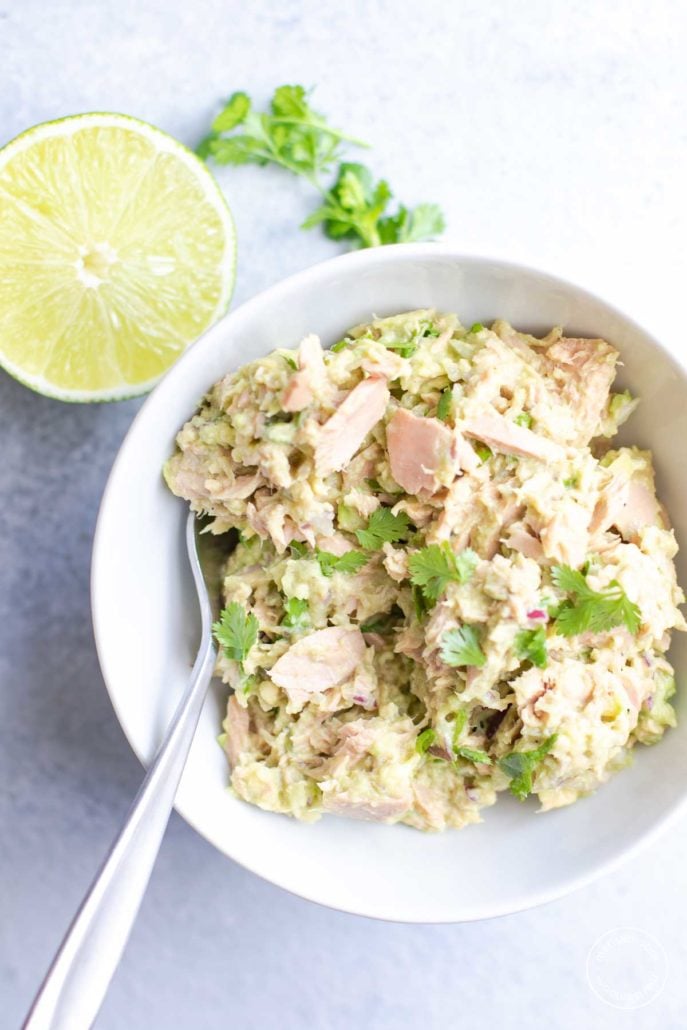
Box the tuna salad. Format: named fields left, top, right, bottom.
left=165, top=309, right=685, bottom=831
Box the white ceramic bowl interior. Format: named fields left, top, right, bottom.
left=92, top=246, right=687, bottom=922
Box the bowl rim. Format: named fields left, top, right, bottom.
left=91, top=243, right=687, bottom=922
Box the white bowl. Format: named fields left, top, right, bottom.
left=92, top=245, right=687, bottom=923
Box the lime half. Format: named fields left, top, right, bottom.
left=0, top=113, right=235, bottom=401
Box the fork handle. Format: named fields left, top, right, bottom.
left=23, top=637, right=216, bottom=1030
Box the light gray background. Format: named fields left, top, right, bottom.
left=2, top=1, right=687, bottom=1027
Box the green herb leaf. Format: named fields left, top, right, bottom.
left=454, top=746, right=492, bottom=765
left=551, top=565, right=589, bottom=596
left=416, top=727, right=437, bottom=754
left=551, top=565, right=641, bottom=637
left=377, top=203, right=446, bottom=245
left=212, top=91, right=251, bottom=133
left=498, top=734, right=557, bottom=800
left=305, top=162, right=394, bottom=248
left=201, top=85, right=445, bottom=251
left=440, top=625, right=486, bottom=668
left=474, top=443, right=492, bottom=463
left=241, top=674, right=258, bottom=695
left=289, top=540, right=309, bottom=558
left=408, top=543, right=478, bottom=602
left=330, top=338, right=350, bottom=353
left=436, top=388, right=452, bottom=422
left=514, top=412, right=533, bottom=428
left=204, top=85, right=365, bottom=181
left=282, top=597, right=309, bottom=629
left=412, top=585, right=428, bottom=621
left=469, top=323, right=484, bottom=334
left=382, top=337, right=418, bottom=358
left=315, top=549, right=369, bottom=577
left=515, top=627, right=548, bottom=669
left=355, top=508, right=410, bottom=549
left=451, top=709, right=468, bottom=743
left=213, top=602, right=259, bottom=664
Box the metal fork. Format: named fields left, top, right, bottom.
left=23, top=512, right=224, bottom=1030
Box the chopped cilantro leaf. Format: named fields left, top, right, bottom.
left=213, top=602, right=258, bottom=664
left=551, top=565, right=641, bottom=637
left=282, top=597, right=309, bottom=629
left=383, top=338, right=418, bottom=358
left=436, top=388, right=452, bottom=422
left=289, top=540, right=309, bottom=558
left=440, top=625, right=486, bottom=668
left=409, top=543, right=478, bottom=602
left=416, top=727, right=437, bottom=754
left=498, top=734, right=558, bottom=800
left=469, top=323, right=484, bottom=334
left=474, top=443, right=492, bottom=463
left=412, top=584, right=428, bottom=621
left=454, top=746, right=492, bottom=765
left=514, top=412, right=533, bottom=428
left=315, top=549, right=369, bottom=577
left=355, top=508, right=410, bottom=549
left=451, top=709, right=468, bottom=743
left=515, top=627, right=548, bottom=669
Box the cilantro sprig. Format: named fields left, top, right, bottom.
left=355, top=508, right=410, bottom=549
left=498, top=735, right=558, bottom=800
left=213, top=602, right=258, bottom=664
left=199, top=86, right=361, bottom=182
left=440, top=625, right=486, bottom=668
left=551, top=565, right=641, bottom=637
left=200, top=85, right=445, bottom=250
left=409, top=543, right=478, bottom=603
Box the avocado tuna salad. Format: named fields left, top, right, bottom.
left=164, top=309, right=685, bottom=831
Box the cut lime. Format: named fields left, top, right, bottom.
left=0, top=113, right=236, bottom=401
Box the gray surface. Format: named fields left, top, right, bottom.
left=2, top=1, right=687, bottom=1027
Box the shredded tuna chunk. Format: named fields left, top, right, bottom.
left=546, top=336, right=618, bottom=444
left=282, top=334, right=329, bottom=411
left=269, top=627, right=366, bottom=700
left=315, top=377, right=390, bottom=476
left=386, top=408, right=454, bottom=494
left=591, top=459, right=664, bottom=544
left=462, top=411, right=565, bottom=462
left=224, top=696, right=251, bottom=768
